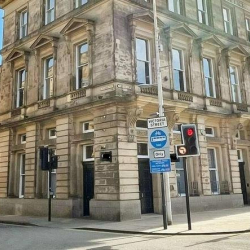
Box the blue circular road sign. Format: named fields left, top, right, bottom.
left=150, top=129, right=167, bottom=149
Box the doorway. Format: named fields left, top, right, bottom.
left=82, top=162, right=94, bottom=216
left=138, top=158, right=154, bottom=214
left=239, top=162, right=248, bottom=205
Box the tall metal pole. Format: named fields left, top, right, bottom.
left=183, top=157, right=192, bottom=230
left=153, top=0, right=173, bottom=226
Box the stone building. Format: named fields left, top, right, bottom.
left=0, top=0, right=250, bottom=221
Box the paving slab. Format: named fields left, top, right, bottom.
left=0, top=207, right=250, bottom=235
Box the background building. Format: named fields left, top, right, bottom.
left=0, top=0, right=250, bottom=221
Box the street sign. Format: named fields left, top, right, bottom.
left=148, top=124, right=171, bottom=173
left=148, top=117, right=167, bottom=129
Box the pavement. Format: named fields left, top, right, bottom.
left=0, top=206, right=250, bottom=235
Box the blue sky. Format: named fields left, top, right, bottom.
left=0, top=9, right=4, bottom=64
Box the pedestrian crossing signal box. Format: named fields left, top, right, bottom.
left=101, top=151, right=112, bottom=162
left=176, top=124, right=200, bottom=158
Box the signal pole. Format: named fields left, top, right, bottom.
left=153, top=0, right=173, bottom=226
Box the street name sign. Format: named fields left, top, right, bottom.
left=148, top=118, right=171, bottom=173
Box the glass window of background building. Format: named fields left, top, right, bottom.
left=19, top=9, right=28, bottom=39
left=19, top=153, right=25, bottom=198
left=136, top=38, right=151, bottom=85
left=172, top=49, right=186, bottom=92
left=246, top=18, right=250, bottom=41
left=45, top=0, right=55, bottom=25
left=76, top=43, right=89, bottom=89
left=197, top=0, right=208, bottom=25
left=203, top=58, right=216, bottom=98
left=207, top=148, right=219, bottom=194
left=223, top=7, right=233, bottom=35
left=169, top=0, right=181, bottom=14
left=43, top=57, right=54, bottom=100
left=16, top=69, right=25, bottom=108
left=76, top=0, right=88, bottom=8
left=230, top=66, right=241, bottom=103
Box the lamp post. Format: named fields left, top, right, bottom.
left=153, top=0, right=173, bottom=226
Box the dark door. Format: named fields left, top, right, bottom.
left=138, top=158, right=154, bottom=214
left=239, top=162, right=248, bottom=205
left=82, top=162, right=94, bottom=216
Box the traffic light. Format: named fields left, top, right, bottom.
left=40, top=147, right=49, bottom=171
left=181, top=124, right=199, bottom=156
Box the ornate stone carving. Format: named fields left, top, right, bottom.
left=127, top=108, right=143, bottom=142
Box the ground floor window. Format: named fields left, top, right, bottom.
left=19, top=153, right=25, bottom=198
left=207, top=148, right=220, bottom=194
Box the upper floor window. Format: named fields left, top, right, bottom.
left=203, top=58, right=216, bottom=98
left=136, top=120, right=148, bottom=129
left=136, top=38, right=151, bottom=85
left=45, top=0, right=55, bottom=25
left=76, top=43, right=89, bottom=90
left=42, top=57, right=54, bottom=100
left=19, top=9, right=28, bottom=39
left=172, top=49, right=186, bottom=92
left=197, top=0, right=208, bottom=25
left=223, top=8, right=233, bottom=35
left=20, top=134, right=27, bottom=144
left=16, top=69, right=26, bottom=108
left=168, top=0, right=181, bottom=14
left=75, top=0, right=88, bottom=8
left=48, top=128, right=57, bottom=139
left=229, top=66, right=241, bottom=103
left=205, top=127, right=215, bottom=137
left=246, top=18, right=250, bottom=41
left=82, top=121, right=94, bottom=133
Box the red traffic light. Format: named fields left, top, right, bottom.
left=187, top=128, right=194, bottom=137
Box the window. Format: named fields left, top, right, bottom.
left=76, top=43, right=89, bottom=89
left=236, top=130, right=245, bottom=140
left=15, top=69, right=25, bottom=108
left=75, top=0, right=88, bottom=8
left=173, top=124, right=182, bottom=134
left=203, top=58, right=216, bottom=98
left=176, top=158, right=185, bottom=196
left=136, top=38, right=151, bottom=85
left=19, top=153, right=25, bottom=198
left=172, top=49, right=186, bottom=91
left=197, top=0, right=208, bottom=25
left=82, top=121, right=94, bottom=133
left=205, top=127, right=214, bottom=137
left=43, top=57, right=54, bottom=100
left=137, top=143, right=148, bottom=158
left=246, top=18, right=250, bottom=41
left=229, top=66, right=241, bottom=103
left=136, top=120, right=148, bottom=129
left=19, top=9, right=28, bottom=38
left=45, top=0, right=55, bottom=25
left=83, top=145, right=94, bottom=161
left=20, top=134, right=26, bottom=144
left=169, top=0, right=181, bottom=14
left=223, top=8, right=233, bottom=35
left=48, top=128, right=56, bottom=139
left=207, top=148, right=219, bottom=194
left=237, top=149, right=243, bottom=162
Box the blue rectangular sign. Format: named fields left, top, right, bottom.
left=150, top=159, right=171, bottom=173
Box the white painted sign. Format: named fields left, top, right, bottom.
left=148, top=117, right=168, bottom=129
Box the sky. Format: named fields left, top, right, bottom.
left=0, top=9, right=4, bottom=65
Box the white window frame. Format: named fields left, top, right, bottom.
left=82, top=121, right=94, bottom=133
left=237, top=149, right=243, bottom=162
left=229, top=66, right=241, bottom=103
left=169, top=0, right=181, bottom=14
left=75, top=0, right=88, bottom=8
left=19, top=9, right=28, bottom=39
left=197, top=0, right=209, bottom=25
left=19, top=153, right=25, bottom=198
left=83, top=145, right=94, bottom=162
left=203, top=57, right=216, bottom=98
left=20, top=134, right=26, bottom=144
left=137, top=143, right=149, bottom=159
left=246, top=18, right=250, bottom=41
left=207, top=148, right=220, bottom=195
left=43, top=57, right=54, bottom=100
left=136, top=37, right=152, bottom=85
left=172, top=48, right=186, bottom=92
left=76, top=42, right=89, bottom=90
left=223, top=7, right=233, bottom=35
left=45, top=0, right=55, bottom=25
left=48, top=128, right=57, bottom=139
left=16, top=69, right=25, bottom=108
left=205, top=127, right=215, bottom=137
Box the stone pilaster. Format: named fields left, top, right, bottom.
left=56, top=116, right=70, bottom=199
left=25, top=124, right=37, bottom=198
left=90, top=106, right=140, bottom=221
left=197, top=116, right=211, bottom=195
left=0, top=130, right=10, bottom=198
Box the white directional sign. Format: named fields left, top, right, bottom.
left=148, top=117, right=171, bottom=173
